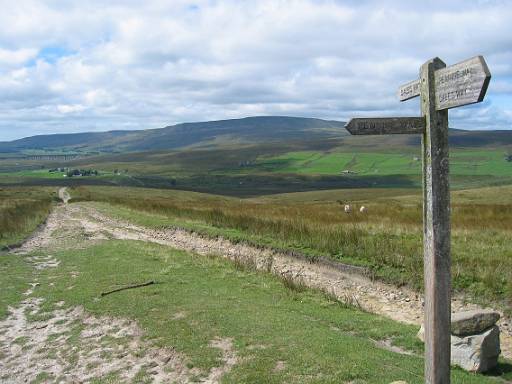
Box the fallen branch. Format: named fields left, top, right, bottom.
left=100, top=281, right=155, bottom=297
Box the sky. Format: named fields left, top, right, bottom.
left=0, top=0, right=511, bottom=141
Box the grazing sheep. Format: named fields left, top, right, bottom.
left=344, top=204, right=351, bottom=213
left=359, top=206, right=367, bottom=213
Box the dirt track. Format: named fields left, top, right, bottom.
left=1, top=191, right=510, bottom=382
left=1, top=192, right=237, bottom=384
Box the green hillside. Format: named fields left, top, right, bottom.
left=1, top=116, right=512, bottom=156
left=0, top=116, right=347, bottom=154
left=0, top=116, right=511, bottom=196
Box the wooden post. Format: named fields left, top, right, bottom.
left=345, top=54, right=490, bottom=384
left=420, top=57, right=451, bottom=384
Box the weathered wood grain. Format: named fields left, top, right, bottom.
left=345, top=117, right=425, bottom=135
left=346, top=54, right=490, bottom=383
left=434, top=55, right=491, bottom=110
left=421, top=57, right=451, bottom=384
left=398, top=79, right=420, bottom=101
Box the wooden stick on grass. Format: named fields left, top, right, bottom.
left=100, top=281, right=155, bottom=297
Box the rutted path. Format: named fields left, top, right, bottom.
left=75, top=203, right=512, bottom=361
left=1, top=195, right=510, bottom=382
left=0, top=195, right=238, bottom=384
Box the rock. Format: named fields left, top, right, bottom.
left=451, top=310, right=500, bottom=336
left=451, top=325, right=501, bottom=373
left=417, top=310, right=500, bottom=340
left=417, top=324, right=425, bottom=342
left=417, top=324, right=501, bottom=373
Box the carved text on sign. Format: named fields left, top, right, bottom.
left=398, top=79, right=420, bottom=101
left=437, top=67, right=471, bottom=85
left=433, top=56, right=490, bottom=110
left=438, top=88, right=468, bottom=103
left=345, top=117, right=425, bottom=135
left=397, top=56, right=491, bottom=111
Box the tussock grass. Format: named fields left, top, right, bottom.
left=321, top=288, right=364, bottom=311
left=231, top=253, right=257, bottom=272
left=279, top=272, right=307, bottom=293
left=0, top=187, right=56, bottom=248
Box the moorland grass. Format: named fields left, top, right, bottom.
left=70, top=185, right=512, bottom=312
left=0, top=187, right=56, bottom=248
left=27, top=240, right=509, bottom=383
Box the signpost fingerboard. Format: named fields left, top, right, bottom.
left=345, top=55, right=491, bottom=384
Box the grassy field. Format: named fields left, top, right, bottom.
left=4, top=182, right=508, bottom=310
left=0, top=187, right=56, bottom=248
left=252, top=149, right=512, bottom=177
left=252, top=151, right=421, bottom=175
left=1, top=146, right=511, bottom=197
left=5, top=169, right=69, bottom=179
left=0, top=168, right=126, bottom=180
left=69, top=185, right=512, bottom=314
left=4, top=240, right=508, bottom=383
left=1, top=181, right=511, bottom=381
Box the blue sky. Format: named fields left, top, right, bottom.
left=0, top=0, right=511, bottom=141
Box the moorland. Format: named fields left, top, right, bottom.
left=1, top=116, right=511, bottom=382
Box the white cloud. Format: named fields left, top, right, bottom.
left=0, top=0, right=511, bottom=141
left=57, top=104, right=86, bottom=114
left=0, top=48, right=37, bottom=68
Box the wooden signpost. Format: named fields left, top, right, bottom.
left=346, top=56, right=491, bottom=384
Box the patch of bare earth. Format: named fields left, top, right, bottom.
left=0, top=295, right=236, bottom=383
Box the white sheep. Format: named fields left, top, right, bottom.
left=344, top=204, right=351, bottom=214
left=359, top=206, right=367, bottom=213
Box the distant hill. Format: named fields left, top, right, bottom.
left=1, top=116, right=511, bottom=156
left=1, top=116, right=511, bottom=196
left=0, top=116, right=347, bottom=154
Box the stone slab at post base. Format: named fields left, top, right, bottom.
left=417, top=314, right=501, bottom=374
left=451, top=325, right=501, bottom=373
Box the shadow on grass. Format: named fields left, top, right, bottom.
left=483, top=359, right=512, bottom=381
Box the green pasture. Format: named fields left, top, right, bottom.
left=254, top=149, right=512, bottom=177
left=254, top=151, right=419, bottom=175
left=4, top=169, right=69, bottom=179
